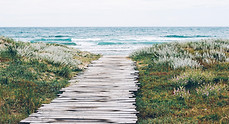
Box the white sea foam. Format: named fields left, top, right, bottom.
left=74, top=41, right=97, bottom=46
left=72, top=44, right=150, bottom=55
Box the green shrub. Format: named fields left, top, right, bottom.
left=196, top=84, right=227, bottom=98
left=57, top=67, right=72, bottom=78
left=173, top=86, right=190, bottom=99
left=172, top=70, right=215, bottom=88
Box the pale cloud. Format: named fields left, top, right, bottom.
left=0, top=0, right=229, bottom=26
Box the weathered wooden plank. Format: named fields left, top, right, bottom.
left=20, top=55, right=138, bottom=124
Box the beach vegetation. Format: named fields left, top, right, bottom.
left=0, top=36, right=100, bottom=123
left=131, top=39, right=229, bottom=123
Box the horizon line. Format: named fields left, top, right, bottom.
left=0, top=26, right=229, bottom=28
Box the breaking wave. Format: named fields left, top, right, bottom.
left=163, top=35, right=212, bottom=38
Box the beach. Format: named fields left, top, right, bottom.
left=0, top=28, right=229, bottom=123
left=1, top=0, right=229, bottom=123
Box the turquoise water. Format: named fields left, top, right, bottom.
left=0, top=27, right=229, bottom=55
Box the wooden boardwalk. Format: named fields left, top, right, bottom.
left=20, top=56, right=139, bottom=124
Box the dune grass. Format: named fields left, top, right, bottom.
left=130, top=40, right=229, bottom=123
left=0, top=37, right=100, bottom=123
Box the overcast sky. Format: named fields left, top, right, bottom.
left=0, top=0, right=229, bottom=27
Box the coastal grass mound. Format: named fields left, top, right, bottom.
left=130, top=40, right=229, bottom=123
left=0, top=37, right=100, bottom=123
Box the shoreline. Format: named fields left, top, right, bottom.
left=1, top=27, right=229, bottom=55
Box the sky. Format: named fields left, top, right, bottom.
left=0, top=0, right=229, bottom=27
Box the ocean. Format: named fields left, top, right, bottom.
left=0, top=27, right=229, bottom=55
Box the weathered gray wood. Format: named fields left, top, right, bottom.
left=20, top=56, right=138, bottom=124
